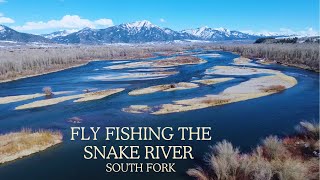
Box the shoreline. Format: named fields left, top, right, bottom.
left=0, top=50, right=317, bottom=84
left=0, top=54, right=155, bottom=84
left=0, top=129, right=63, bottom=164
left=224, top=50, right=319, bottom=73
left=0, top=62, right=89, bottom=84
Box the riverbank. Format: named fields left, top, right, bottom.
left=0, top=54, right=155, bottom=84
left=204, top=44, right=320, bottom=72
left=0, top=52, right=202, bottom=84
left=0, top=129, right=62, bottom=164
left=0, top=62, right=88, bottom=84
left=0, top=43, right=191, bottom=84
left=1, top=43, right=318, bottom=84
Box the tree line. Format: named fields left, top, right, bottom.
left=0, top=43, right=318, bottom=81
left=205, top=43, right=319, bottom=72
left=0, top=44, right=195, bottom=81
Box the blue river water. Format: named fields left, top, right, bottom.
left=0, top=50, right=318, bottom=180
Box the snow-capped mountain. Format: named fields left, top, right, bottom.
left=0, top=25, right=51, bottom=43
left=2, top=20, right=310, bottom=44
left=182, top=26, right=259, bottom=41
left=241, top=30, right=290, bottom=37
left=41, top=29, right=78, bottom=39
left=52, top=27, right=100, bottom=44
left=52, top=20, right=197, bottom=44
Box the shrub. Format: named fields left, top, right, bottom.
left=272, top=158, right=308, bottom=180
left=206, top=140, right=240, bottom=180
left=170, top=84, right=176, bottom=88
left=297, top=121, right=320, bottom=140
left=244, top=147, right=273, bottom=180
left=187, top=121, right=319, bottom=180
left=201, top=98, right=230, bottom=105
left=261, top=85, right=286, bottom=93
left=186, top=167, right=210, bottom=180
left=42, top=86, right=53, bottom=97
left=262, top=136, right=288, bottom=160
left=247, top=158, right=273, bottom=180
left=311, top=140, right=319, bottom=151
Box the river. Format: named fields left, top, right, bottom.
left=0, top=50, right=318, bottom=180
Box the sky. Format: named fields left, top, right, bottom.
left=0, top=0, right=319, bottom=35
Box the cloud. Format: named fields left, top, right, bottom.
left=13, top=15, right=113, bottom=31
left=0, top=16, right=14, bottom=23
left=295, top=27, right=319, bottom=37
left=0, top=13, right=14, bottom=24
left=241, top=27, right=319, bottom=37
left=159, top=18, right=166, bottom=23
left=0, top=0, right=7, bottom=3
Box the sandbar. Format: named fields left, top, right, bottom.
left=122, top=105, right=152, bottom=114
left=0, top=129, right=62, bottom=164
left=124, top=72, right=297, bottom=114
left=128, top=82, right=198, bottom=96
left=74, top=88, right=124, bottom=102
left=205, top=66, right=280, bottom=75
left=105, top=56, right=206, bottom=70
left=232, top=57, right=260, bottom=66
left=90, top=71, right=177, bottom=81
left=0, top=91, right=74, bottom=105
left=192, top=77, right=234, bottom=85
left=15, top=89, right=124, bottom=110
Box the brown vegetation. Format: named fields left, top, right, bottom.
left=128, top=82, right=198, bottom=96
left=154, top=56, right=205, bottom=67
left=0, top=43, right=317, bottom=82
left=261, top=85, right=286, bottom=93
left=122, top=105, right=152, bottom=114
left=200, top=98, right=230, bottom=105
left=0, top=44, right=196, bottom=82
left=106, top=55, right=206, bottom=70
left=42, top=86, right=53, bottom=97
left=204, top=44, right=319, bottom=72
left=0, top=129, right=62, bottom=164
left=74, top=88, right=124, bottom=102
left=187, top=121, right=320, bottom=180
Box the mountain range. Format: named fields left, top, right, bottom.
left=0, top=20, right=296, bottom=44
left=0, top=25, right=50, bottom=43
